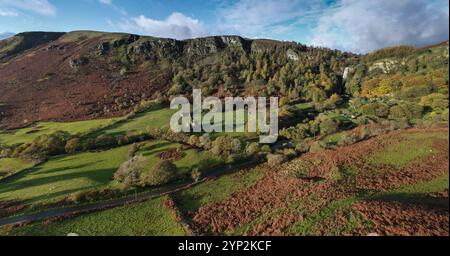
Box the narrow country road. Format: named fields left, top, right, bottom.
left=0, top=159, right=261, bottom=227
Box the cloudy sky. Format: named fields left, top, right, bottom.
left=0, top=0, right=448, bottom=53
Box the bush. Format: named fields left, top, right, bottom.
left=399, top=84, right=436, bottom=99
left=188, top=135, right=200, bottom=147
left=389, top=103, right=423, bottom=120
left=282, top=148, right=297, bottom=158
left=211, top=136, right=241, bottom=157
left=198, top=134, right=212, bottom=149
left=191, top=168, right=202, bottom=182
left=337, top=134, right=357, bottom=146
left=280, top=124, right=309, bottom=141
left=319, top=118, right=339, bottom=135
left=261, top=145, right=271, bottom=153
left=360, top=103, right=389, bottom=118
left=21, top=131, right=69, bottom=159
left=266, top=154, right=287, bottom=167
left=419, top=93, right=449, bottom=112
left=140, top=160, right=177, bottom=186
left=65, top=138, right=81, bottom=154
left=113, top=156, right=145, bottom=186
left=295, top=141, right=310, bottom=153
left=133, top=99, right=162, bottom=113
left=309, top=141, right=324, bottom=153
left=94, top=134, right=116, bottom=149
left=245, top=142, right=260, bottom=156
left=128, top=143, right=140, bottom=158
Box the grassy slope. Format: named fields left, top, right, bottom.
left=0, top=131, right=447, bottom=236
left=91, top=108, right=175, bottom=137
left=0, top=145, right=130, bottom=204
left=0, top=118, right=119, bottom=146
left=0, top=196, right=187, bottom=236
left=0, top=167, right=265, bottom=236
left=136, top=140, right=222, bottom=177
left=0, top=139, right=221, bottom=205
left=366, top=132, right=448, bottom=168
left=286, top=131, right=449, bottom=235
left=173, top=167, right=265, bottom=213
left=0, top=158, right=33, bottom=177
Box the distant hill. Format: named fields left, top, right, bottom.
left=0, top=32, right=15, bottom=40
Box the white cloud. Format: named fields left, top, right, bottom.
left=99, top=0, right=112, bottom=5
left=118, top=12, right=208, bottom=40
left=0, top=0, right=56, bottom=16
left=97, top=0, right=126, bottom=16
left=309, top=0, right=450, bottom=53
left=216, top=0, right=326, bottom=38
left=0, top=8, right=18, bottom=17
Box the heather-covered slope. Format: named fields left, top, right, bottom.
left=0, top=31, right=355, bottom=129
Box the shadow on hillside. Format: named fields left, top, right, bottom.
left=370, top=192, right=449, bottom=209
left=0, top=167, right=115, bottom=195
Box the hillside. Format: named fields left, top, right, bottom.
left=0, top=31, right=448, bottom=236
left=0, top=31, right=358, bottom=129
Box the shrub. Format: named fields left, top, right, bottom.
left=261, top=145, right=271, bottom=153
left=128, top=143, right=140, bottom=158
left=295, top=142, right=310, bottom=153
left=188, top=135, right=200, bottom=146
left=282, top=148, right=297, bottom=158
left=140, top=160, right=177, bottom=186
left=399, top=84, right=436, bottom=99
left=280, top=124, right=309, bottom=141
left=245, top=142, right=260, bottom=156
left=198, top=134, right=212, bottom=149
left=360, top=103, right=390, bottom=118
left=337, top=134, right=357, bottom=146
left=191, top=168, right=202, bottom=182
left=65, top=138, right=81, bottom=154
left=21, top=131, right=69, bottom=159
left=133, top=99, right=162, bottom=113
left=119, top=67, right=128, bottom=77
left=113, top=156, right=145, bottom=186
left=319, top=118, right=339, bottom=135
left=309, top=141, right=324, bottom=153
left=389, top=103, right=423, bottom=120
left=94, top=134, right=116, bottom=149
left=211, top=136, right=241, bottom=157
left=441, top=109, right=449, bottom=121
left=266, top=153, right=287, bottom=167
left=419, top=93, right=449, bottom=111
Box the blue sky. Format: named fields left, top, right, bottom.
left=0, top=0, right=448, bottom=53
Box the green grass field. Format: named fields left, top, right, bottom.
left=0, top=139, right=222, bottom=206
left=136, top=140, right=223, bottom=177
left=0, top=145, right=130, bottom=204
left=0, top=158, right=34, bottom=178
left=0, top=118, right=119, bottom=146
left=367, top=131, right=448, bottom=168
left=0, top=196, right=187, bottom=236
left=90, top=108, right=176, bottom=138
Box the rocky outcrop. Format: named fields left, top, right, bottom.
left=343, top=67, right=355, bottom=83
left=69, top=57, right=89, bottom=69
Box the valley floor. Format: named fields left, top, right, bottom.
left=0, top=128, right=448, bottom=236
